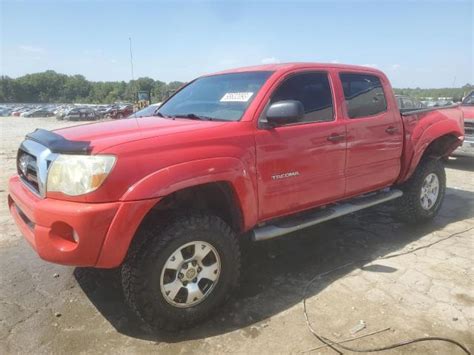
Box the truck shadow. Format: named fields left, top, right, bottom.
left=74, top=186, right=474, bottom=343
left=446, top=156, right=474, bottom=172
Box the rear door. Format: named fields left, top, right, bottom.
left=339, top=72, right=403, bottom=196
left=255, top=71, right=346, bottom=221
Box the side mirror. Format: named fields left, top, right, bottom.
left=266, top=100, right=304, bottom=126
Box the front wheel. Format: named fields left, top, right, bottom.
left=396, top=158, right=446, bottom=223
left=121, top=213, right=241, bottom=331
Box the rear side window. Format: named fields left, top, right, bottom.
left=402, top=98, right=415, bottom=109
left=340, top=73, right=387, bottom=118
left=270, top=72, right=334, bottom=123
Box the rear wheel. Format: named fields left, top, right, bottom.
left=396, top=158, right=446, bottom=223
left=121, top=213, right=241, bottom=330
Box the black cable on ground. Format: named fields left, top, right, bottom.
left=302, top=328, right=391, bottom=353
left=381, top=227, right=474, bottom=260
left=302, top=226, right=473, bottom=354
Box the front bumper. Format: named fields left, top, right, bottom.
left=453, top=138, right=474, bottom=157
left=8, top=175, right=160, bottom=268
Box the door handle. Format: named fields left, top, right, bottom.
left=327, top=133, right=346, bottom=142
left=385, top=126, right=398, bottom=134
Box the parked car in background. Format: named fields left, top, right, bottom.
left=453, top=90, right=474, bottom=157
left=105, top=104, right=133, bottom=119
left=129, top=103, right=162, bottom=118
left=11, top=107, right=29, bottom=116
left=21, top=108, right=55, bottom=118
left=56, top=106, right=74, bottom=120
left=0, top=106, right=13, bottom=116
left=100, top=105, right=116, bottom=117
left=95, top=105, right=111, bottom=118
left=395, top=95, right=426, bottom=112
left=63, top=107, right=98, bottom=121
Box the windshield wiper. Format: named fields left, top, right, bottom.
left=153, top=111, right=168, bottom=118
left=172, top=113, right=215, bottom=121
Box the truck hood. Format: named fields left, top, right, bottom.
left=54, top=117, right=226, bottom=152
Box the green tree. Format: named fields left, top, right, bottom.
left=0, top=76, right=18, bottom=102
left=63, top=75, right=91, bottom=102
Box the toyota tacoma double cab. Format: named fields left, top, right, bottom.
left=8, top=63, right=464, bottom=330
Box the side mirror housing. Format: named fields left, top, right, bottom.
left=266, top=100, right=304, bottom=126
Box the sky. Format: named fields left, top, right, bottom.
left=1, top=0, right=473, bottom=88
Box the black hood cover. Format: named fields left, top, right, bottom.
left=26, top=129, right=91, bottom=154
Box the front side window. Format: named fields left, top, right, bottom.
left=269, top=72, right=334, bottom=123
left=340, top=73, right=387, bottom=118
left=158, top=71, right=273, bottom=121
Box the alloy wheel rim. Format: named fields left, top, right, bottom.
left=160, top=241, right=221, bottom=308
left=420, top=173, right=440, bottom=210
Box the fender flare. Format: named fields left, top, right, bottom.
left=120, top=157, right=258, bottom=230
left=400, top=118, right=462, bottom=183
left=96, top=157, right=258, bottom=268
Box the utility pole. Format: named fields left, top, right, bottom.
left=129, top=37, right=135, bottom=82
left=129, top=37, right=137, bottom=110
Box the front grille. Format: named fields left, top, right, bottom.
left=17, top=139, right=57, bottom=198
left=17, top=149, right=40, bottom=194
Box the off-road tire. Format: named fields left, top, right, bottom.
left=121, top=213, right=241, bottom=331
left=396, top=158, right=446, bottom=223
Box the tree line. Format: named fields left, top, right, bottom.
left=0, top=70, right=472, bottom=104
left=0, top=70, right=185, bottom=104
left=393, top=85, right=472, bottom=102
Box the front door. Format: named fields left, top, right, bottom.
left=255, top=72, right=346, bottom=221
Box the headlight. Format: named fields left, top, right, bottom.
left=47, top=155, right=116, bottom=196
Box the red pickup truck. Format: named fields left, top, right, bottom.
left=8, top=63, right=464, bottom=330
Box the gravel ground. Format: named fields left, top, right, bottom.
left=0, top=117, right=473, bottom=354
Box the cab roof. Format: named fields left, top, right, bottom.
left=208, top=62, right=384, bottom=76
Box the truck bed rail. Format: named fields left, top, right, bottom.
left=400, top=104, right=460, bottom=116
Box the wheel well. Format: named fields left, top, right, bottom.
left=142, top=182, right=244, bottom=233
left=422, top=134, right=461, bottom=159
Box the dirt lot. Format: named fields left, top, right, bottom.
left=0, top=117, right=473, bottom=354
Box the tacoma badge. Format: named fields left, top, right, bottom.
left=272, top=171, right=300, bottom=180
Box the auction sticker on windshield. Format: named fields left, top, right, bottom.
left=220, top=92, right=254, bottom=102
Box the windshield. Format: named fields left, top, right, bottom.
left=462, top=92, right=474, bottom=106
left=158, top=71, right=273, bottom=121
